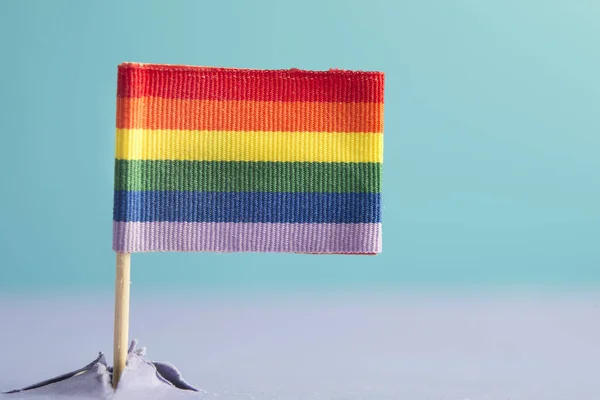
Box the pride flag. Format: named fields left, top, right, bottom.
left=112, top=63, right=384, bottom=254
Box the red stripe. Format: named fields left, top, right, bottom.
left=117, top=63, right=384, bottom=103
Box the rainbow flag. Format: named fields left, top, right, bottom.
left=113, top=63, right=384, bottom=254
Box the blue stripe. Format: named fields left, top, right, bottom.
left=113, top=191, right=381, bottom=223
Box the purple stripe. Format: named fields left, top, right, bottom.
left=113, top=222, right=381, bottom=254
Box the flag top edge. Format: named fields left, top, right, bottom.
left=118, top=62, right=384, bottom=78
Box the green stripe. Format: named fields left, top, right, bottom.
left=115, top=160, right=381, bottom=193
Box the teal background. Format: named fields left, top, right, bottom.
left=0, top=0, right=598, bottom=293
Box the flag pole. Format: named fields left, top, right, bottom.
left=113, top=252, right=131, bottom=388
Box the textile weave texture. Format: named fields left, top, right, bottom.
left=113, top=63, right=384, bottom=254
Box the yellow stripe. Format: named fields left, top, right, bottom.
left=116, top=129, right=383, bottom=162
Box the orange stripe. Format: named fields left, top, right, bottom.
left=117, top=97, right=383, bottom=133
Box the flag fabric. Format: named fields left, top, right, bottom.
left=112, top=63, right=384, bottom=254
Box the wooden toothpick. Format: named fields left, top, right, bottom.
left=113, top=252, right=131, bottom=388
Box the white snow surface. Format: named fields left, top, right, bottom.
left=0, top=290, right=599, bottom=399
